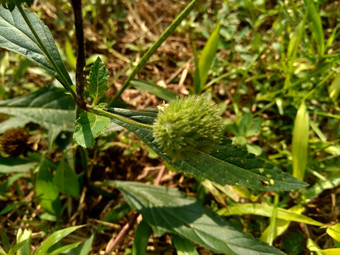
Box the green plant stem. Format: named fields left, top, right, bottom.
left=16, top=4, right=77, bottom=101
left=71, top=0, right=87, bottom=109
left=89, top=106, right=153, bottom=130
left=108, top=0, right=202, bottom=106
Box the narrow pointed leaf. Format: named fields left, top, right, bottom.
left=329, top=71, right=340, bottom=102
left=132, top=220, right=152, bottom=255
left=16, top=229, right=31, bottom=255
left=111, top=181, right=284, bottom=255
left=87, top=57, right=109, bottom=105
left=307, top=239, right=324, bottom=255
left=0, top=6, right=72, bottom=86
left=65, top=234, right=94, bottom=255
left=327, top=223, right=340, bottom=242
left=219, top=203, right=323, bottom=226
left=321, top=248, right=340, bottom=255
left=73, top=112, right=110, bottom=148
left=198, top=21, right=220, bottom=92
left=306, top=0, right=324, bottom=56
left=34, top=225, right=84, bottom=255
left=260, top=205, right=305, bottom=242
left=46, top=242, right=82, bottom=255
left=105, top=108, right=308, bottom=191
left=292, top=102, right=309, bottom=181
left=303, top=172, right=340, bottom=202
left=287, top=21, right=304, bottom=68
left=131, top=79, right=177, bottom=101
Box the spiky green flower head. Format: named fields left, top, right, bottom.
left=153, top=95, right=223, bottom=161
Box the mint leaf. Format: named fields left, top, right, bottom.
left=87, top=57, right=109, bottom=105
left=0, top=86, right=75, bottom=149
left=0, top=6, right=73, bottom=87
left=105, top=108, right=308, bottom=191
left=112, top=181, right=285, bottom=255
left=73, top=112, right=110, bottom=148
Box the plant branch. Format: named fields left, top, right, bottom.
left=89, top=106, right=154, bottom=130
left=16, top=4, right=77, bottom=100
left=108, top=0, right=202, bottom=106
left=71, top=0, right=87, bottom=109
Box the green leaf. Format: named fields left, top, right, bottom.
left=218, top=203, right=323, bottom=226
left=292, top=102, right=309, bottom=181
left=132, top=220, right=152, bottom=255
left=65, top=39, right=76, bottom=70
left=16, top=229, right=31, bottom=255
left=172, top=234, right=199, bottom=255
left=0, top=157, right=38, bottom=173
left=105, top=108, right=307, bottom=191
left=287, top=21, right=304, bottom=69
left=329, top=71, right=340, bottom=103
left=46, top=242, right=82, bottom=255
left=0, top=173, right=24, bottom=195
left=0, top=6, right=72, bottom=86
left=0, top=229, right=10, bottom=253
left=307, top=238, right=324, bottom=255
left=130, top=79, right=177, bottom=101
left=327, top=223, right=340, bottom=242
left=321, top=248, right=340, bottom=255
left=67, top=234, right=94, bottom=255
left=198, top=21, right=220, bottom=93
left=0, top=86, right=75, bottom=149
left=34, top=225, right=84, bottom=255
left=53, top=158, right=80, bottom=198
left=260, top=205, right=305, bottom=242
left=0, top=201, right=26, bottom=215
left=305, top=0, right=324, bottom=56
left=266, top=201, right=278, bottom=245
left=35, top=157, right=61, bottom=216
left=0, top=116, right=30, bottom=134
left=303, top=172, right=340, bottom=202
left=7, top=240, right=27, bottom=255
left=73, top=112, right=110, bottom=148
left=87, top=57, right=109, bottom=105
left=111, top=181, right=285, bottom=255
left=102, top=203, right=130, bottom=223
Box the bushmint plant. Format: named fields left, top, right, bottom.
left=1, top=0, right=331, bottom=254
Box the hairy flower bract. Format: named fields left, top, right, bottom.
left=152, top=95, right=223, bottom=160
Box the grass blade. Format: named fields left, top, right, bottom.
left=219, top=203, right=323, bottom=226
left=305, top=0, right=324, bottom=57
left=197, top=21, right=220, bottom=93
left=130, top=79, right=177, bottom=101
left=329, top=71, right=340, bottom=103
left=132, top=220, right=152, bottom=255
left=292, top=101, right=309, bottom=181
left=34, top=225, right=84, bottom=255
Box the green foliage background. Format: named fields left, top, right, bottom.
left=0, top=0, right=339, bottom=254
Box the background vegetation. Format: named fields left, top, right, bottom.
left=0, top=0, right=339, bottom=254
